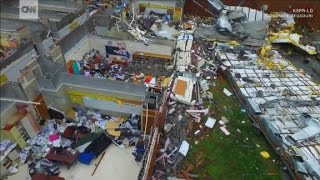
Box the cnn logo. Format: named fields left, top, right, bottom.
left=19, top=0, right=38, bottom=19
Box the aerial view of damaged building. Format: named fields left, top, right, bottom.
left=1, top=0, right=320, bottom=180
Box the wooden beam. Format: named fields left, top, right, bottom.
left=92, top=151, right=106, bottom=176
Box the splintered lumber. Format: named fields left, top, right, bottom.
left=91, top=151, right=106, bottom=176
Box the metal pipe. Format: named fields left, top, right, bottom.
left=47, top=105, right=65, bottom=114
left=0, top=98, right=40, bottom=105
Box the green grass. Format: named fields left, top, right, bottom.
left=184, top=77, right=281, bottom=180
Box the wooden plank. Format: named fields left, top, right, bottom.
left=92, top=151, right=106, bottom=176
left=133, top=52, right=171, bottom=61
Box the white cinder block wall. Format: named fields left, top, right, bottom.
left=64, top=35, right=173, bottom=62
left=2, top=49, right=37, bottom=82
left=64, top=37, right=92, bottom=62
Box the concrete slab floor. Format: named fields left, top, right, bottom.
left=8, top=144, right=141, bottom=180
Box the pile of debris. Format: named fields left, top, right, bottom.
left=70, top=48, right=173, bottom=85
left=0, top=48, right=17, bottom=61
left=151, top=27, right=222, bottom=178
left=8, top=106, right=147, bottom=179
left=150, top=0, right=320, bottom=178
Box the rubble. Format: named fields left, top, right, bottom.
left=2, top=0, right=319, bottom=179
left=0, top=48, right=17, bottom=61
left=150, top=1, right=317, bottom=178
left=5, top=106, right=144, bottom=178
left=171, top=75, right=195, bottom=105
left=204, top=117, right=216, bottom=128
left=219, top=126, right=230, bottom=136
left=178, top=141, right=190, bottom=157
left=223, top=88, right=232, bottom=96
left=270, top=32, right=317, bottom=55
left=152, top=21, right=219, bottom=178
left=215, top=16, right=320, bottom=178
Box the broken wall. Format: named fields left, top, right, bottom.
left=0, top=82, right=39, bottom=127
left=0, top=46, right=43, bottom=101
left=1, top=46, right=37, bottom=82
left=51, top=12, right=90, bottom=40
left=0, top=103, right=16, bottom=128
left=57, top=19, right=95, bottom=56
left=94, top=14, right=116, bottom=37
left=41, top=88, right=71, bottom=113
left=0, top=102, right=17, bottom=143
left=64, top=36, right=91, bottom=61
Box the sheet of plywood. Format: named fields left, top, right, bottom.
left=175, top=79, right=187, bottom=96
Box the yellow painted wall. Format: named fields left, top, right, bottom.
left=69, top=94, right=84, bottom=105
left=10, top=126, right=26, bottom=148
left=1, top=130, right=15, bottom=142
left=66, top=90, right=123, bottom=106
left=0, top=74, right=8, bottom=86
left=173, top=7, right=182, bottom=22
left=0, top=27, right=30, bottom=47
left=1, top=127, right=26, bottom=148
left=0, top=38, right=10, bottom=47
